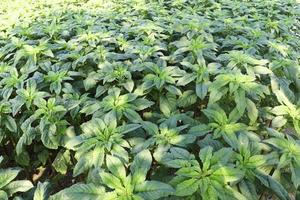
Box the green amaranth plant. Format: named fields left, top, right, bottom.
left=65, top=115, right=141, bottom=176
left=169, top=146, right=246, bottom=199
left=0, top=156, right=33, bottom=200
left=208, top=72, right=269, bottom=117
left=0, top=0, right=299, bottom=199
left=81, top=87, right=153, bottom=122
left=50, top=150, right=174, bottom=200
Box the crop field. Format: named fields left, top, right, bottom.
left=0, top=0, right=300, bottom=199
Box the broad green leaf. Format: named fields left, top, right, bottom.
left=234, top=89, right=246, bottom=114
left=50, top=183, right=105, bottom=200
left=271, top=116, right=287, bottom=128
left=133, top=98, right=154, bottom=111
left=16, top=128, right=35, bottom=155
left=0, top=168, right=20, bottom=189
left=135, top=181, right=174, bottom=200
left=254, top=171, right=290, bottom=200
left=159, top=96, right=172, bottom=116
left=188, top=124, right=211, bottom=137
left=246, top=99, right=258, bottom=124
left=99, top=172, right=123, bottom=190
left=131, top=149, right=152, bottom=184
left=174, top=178, right=199, bottom=196
left=124, top=109, right=142, bottom=123
left=40, top=124, right=59, bottom=149
left=73, top=152, right=93, bottom=176
left=165, top=85, right=182, bottom=96
left=4, top=116, right=17, bottom=132
left=34, top=182, right=51, bottom=200
left=291, top=162, right=300, bottom=189
left=3, top=180, right=33, bottom=196
left=177, top=90, right=197, bottom=107
left=199, top=146, right=213, bottom=171
left=253, top=66, right=272, bottom=74
left=239, top=180, right=258, bottom=200
left=52, top=150, right=71, bottom=175
left=212, top=167, right=244, bottom=183
left=0, top=190, right=8, bottom=200
left=142, top=121, right=159, bottom=135
left=106, top=155, right=126, bottom=179
left=210, top=148, right=233, bottom=165
left=196, top=82, right=208, bottom=100
left=177, top=73, right=195, bottom=86
left=116, top=124, right=141, bottom=134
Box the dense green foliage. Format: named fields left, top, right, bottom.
left=0, top=0, right=300, bottom=199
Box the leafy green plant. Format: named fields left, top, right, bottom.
left=209, top=73, right=269, bottom=116
left=19, top=98, right=67, bottom=149
left=234, top=135, right=289, bottom=200
left=0, top=101, right=17, bottom=141
left=50, top=150, right=174, bottom=200
left=172, top=35, right=217, bottom=61
left=265, top=128, right=300, bottom=189
left=0, top=156, right=33, bottom=199
left=0, top=67, right=27, bottom=99
left=81, top=87, right=154, bottom=122
left=13, top=40, right=54, bottom=74
left=218, top=50, right=269, bottom=74
left=65, top=115, right=141, bottom=176
left=96, top=61, right=134, bottom=92
left=271, top=87, right=300, bottom=135
left=10, top=79, right=49, bottom=116
left=169, top=146, right=245, bottom=199
left=177, top=57, right=220, bottom=99
left=142, top=59, right=185, bottom=94
left=134, top=121, right=195, bottom=161
left=0, top=0, right=299, bottom=199
left=191, top=104, right=248, bottom=148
